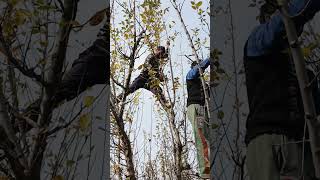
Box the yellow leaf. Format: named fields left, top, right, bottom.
left=133, top=92, right=141, bottom=104
left=15, top=10, right=27, bottom=25
left=79, top=114, right=90, bottom=132
left=302, top=47, right=311, bottom=57
left=84, top=96, right=95, bottom=107
left=302, top=43, right=318, bottom=57
left=137, top=64, right=144, bottom=70
left=89, top=9, right=106, bottom=26
left=111, top=63, right=121, bottom=74
left=52, top=175, right=64, bottom=180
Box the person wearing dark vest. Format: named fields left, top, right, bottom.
left=244, top=1, right=320, bottom=179
left=53, top=20, right=109, bottom=105
left=119, top=46, right=170, bottom=108
left=186, top=58, right=210, bottom=179
left=21, top=19, right=109, bottom=129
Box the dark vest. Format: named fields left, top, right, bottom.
left=187, top=78, right=206, bottom=107
left=243, top=43, right=306, bottom=145
left=141, top=54, right=160, bottom=78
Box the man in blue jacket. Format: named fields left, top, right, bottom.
left=243, top=0, right=320, bottom=179
left=186, top=58, right=210, bottom=179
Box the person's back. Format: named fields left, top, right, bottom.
left=243, top=42, right=305, bottom=144
left=186, top=60, right=209, bottom=107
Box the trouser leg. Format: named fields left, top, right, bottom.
left=246, top=134, right=316, bottom=180
left=187, top=104, right=210, bottom=177
left=146, top=84, right=169, bottom=108
left=128, top=75, right=147, bottom=94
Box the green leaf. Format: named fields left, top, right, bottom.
left=15, top=10, right=28, bottom=25
left=211, top=123, right=219, bottom=129
left=66, top=160, right=75, bottom=167
left=79, top=114, right=90, bottom=132
left=196, top=1, right=203, bottom=7
left=40, top=41, right=48, bottom=47
left=9, top=0, right=21, bottom=6
left=84, top=96, right=95, bottom=107
left=217, top=110, right=224, bottom=119
left=95, top=116, right=103, bottom=120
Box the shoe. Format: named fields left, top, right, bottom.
left=201, top=174, right=210, bottom=179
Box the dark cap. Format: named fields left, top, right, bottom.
left=191, top=61, right=198, bottom=68
left=259, top=3, right=277, bottom=23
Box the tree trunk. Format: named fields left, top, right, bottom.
left=278, top=0, right=320, bottom=177
left=111, top=106, right=136, bottom=180
left=167, top=110, right=183, bottom=180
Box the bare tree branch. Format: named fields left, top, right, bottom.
left=0, top=25, right=45, bottom=84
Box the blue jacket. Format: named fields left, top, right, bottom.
left=186, top=58, right=210, bottom=80
left=245, top=0, right=320, bottom=115
left=246, top=0, right=320, bottom=57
